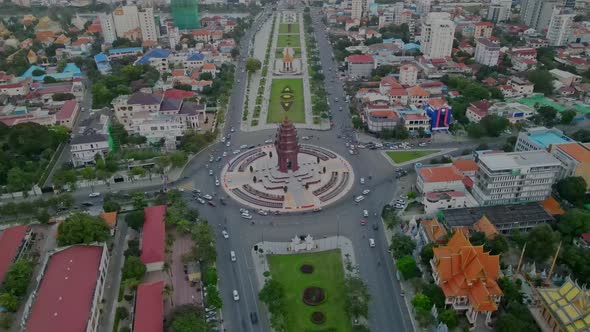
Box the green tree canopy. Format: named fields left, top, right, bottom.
left=168, top=309, right=209, bottom=332
left=396, top=255, right=417, bottom=279
left=246, top=57, right=262, bottom=73
left=528, top=69, right=554, bottom=95
left=558, top=209, right=590, bottom=241
left=525, top=224, right=560, bottom=263
left=390, top=234, right=416, bottom=259
left=411, top=293, right=432, bottom=312
left=561, top=109, right=577, bottom=124
left=122, top=256, right=146, bottom=281
left=56, top=213, right=110, bottom=246
left=438, top=309, right=458, bottom=329
left=556, top=176, right=587, bottom=205
left=344, top=276, right=370, bottom=319
left=125, top=210, right=145, bottom=230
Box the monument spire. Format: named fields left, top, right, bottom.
left=275, top=117, right=299, bottom=173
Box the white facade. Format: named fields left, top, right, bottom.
left=474, top=38, right=500, bottom=66
left=99, top=13, right=116, bottom=44
left=521, top=0, right=559, bottom=32
left=399, top=64, right=418, bottom=86
left=113, top=5, right=140, bottom=39
left=472, top=151, right=562, bottom=206
left=487, top=0, right=512, bottom=22
left=139, top=7, right=158, bottom=42
left=379, top=9, right=394, bottom=28
left=351, top=0, right=363, bottom=20
left=71, top=138, right=110, bottom=167
left=416, top=0, right=431, bottom=15
left=420, top=13, right=455, bottom=59
left=546, top=7, right=575, bottom=46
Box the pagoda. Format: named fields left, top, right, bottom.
left=282, top=47, right=294, bottom=72
left=275, top=117, right=299, bottom=172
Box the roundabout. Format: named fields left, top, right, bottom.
left=221, top=118, right=354, bottom=212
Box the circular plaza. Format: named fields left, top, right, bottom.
left=221, top=119, right=354, bottom=212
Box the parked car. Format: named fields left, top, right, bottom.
left=241, top=213, right=253, bottom=220
left=360, top=218, right=366, bottom=225
left=362, top=189, right=371, bottom=195
left=209, top=170, right=214, bottom=176
left=354, top=195, right=365, bottom=203
left=258, top=210, right=269, bottom=216
left=197, top=198, right=206, bottom=204
left=208, top=201, right=216, bottom=207
left=88, top=192, right=101, bottom=197
left=203, top=194, right=213, bottom=200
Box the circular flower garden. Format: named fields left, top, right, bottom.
left=300, top=264, right=314, bottom=274
left=302, top=286, right=326, bottom=306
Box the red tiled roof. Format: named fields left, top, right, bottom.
left=427, top=98, right=448, bottom=109
left=0, top=82, right=24, bottom=89
left=419, top=166, right=464, bottom=183
left=347, top=54, right=374, bottom=63
left=26, top=245, right=103, bottom=332
left=0, top=225, right=29, bottom=284
left=420, top=81, right=444, bottom=88
left=56, top=100, right=77, bottom=121
left=134, top=281, right=164, bottom=332
left=452, top=159, right=478, bottom=173
left=388, top=88, right=407, bottom=96
left=581, top=233, right=590, bottom=245
left=154, top=89, right=196, bottom=99
left=140, top=205, right=166, bottom=265
left=370, top=110, right=398, bottom=119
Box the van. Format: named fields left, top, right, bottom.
left=354, top=195, right=365, bottom=203
left=230, top=251, right=236, bottom=262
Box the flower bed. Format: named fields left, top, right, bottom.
left=302, top=286, right=326, bottom=306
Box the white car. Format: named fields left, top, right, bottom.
left=241, top=213, right=253, bottom=220
left=215, top=179, right=220, bottom=187
left=419, top=143, right=426, bottom=147
left=394, top=204, right=405, bottom=209
left=369, top=238, right=376, bottom=248
left=399, top=194, right=408, bottom=199
left=230, top=251, right=236, bottom=262
left=233, top=290, right=240, bottom=301
left=209, top=170, right=214, bottom=175
left=197, top=198, right=206, bottom=204
left=354, top=195, right=365, bottom=203
left=233, top=150, right=241, bottom=155
left=89, top=192, right=101, bottom=197
left=222, top=230, right=229, bottom=239
left=240, top=144, right=248, bottom=149
left=203, top=194, right=213, bottom=200
left=363, top=210, right=369, bottom=217
left=264, top=139, right=273, bottom=144
left=221, top=137, right=226, bottom=143
left=360, top=177, right=365, bottom=185
left=231, top=127, right=235, bottom=132
left=257, top=210, right=269, bottom=216
left=362, top=189, right=371, bottom=195
left=226, top=141, right=231, bottom=147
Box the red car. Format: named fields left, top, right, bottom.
left=360, top=218, right=366, bottom=225
left=208, top=201, right=217, bottom=207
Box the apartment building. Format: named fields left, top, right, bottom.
left=351, top=0, right=363, bottom=20
left=487, top=0, right=512, bottom=22
left=346, top=55, right=375, bottom=79
left=547, top=7, right=575, bottom=46
left=474, top=38, right=500, bottom=66
left=520, top=0, right=559, bottom=32
left=549, top=142, right=590, bottom=191
left=399, top=63, right=418, bottom=86
left=472, top=151, right=562, bottom=206
left=113, top=5, right=140, bottom=40
left=138, top=7, right=158, bottom=42
left=515, top=126, right=574, bottom=152
left=99, top=13, right=116, bottom=43
left=420, top=12, right=455, bottom=59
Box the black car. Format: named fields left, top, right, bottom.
left=250, top=312, right=258, bottom=324
left=81, top=202, right=93, bottom=207
left=372, top=223, right=379, bottom=230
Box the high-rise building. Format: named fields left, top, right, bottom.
left=99, top=13, right=116, bottom=43
left=171, top=0, right=200, bottom=30
left=420, top=12, right=455, bottom=59
left=487, top=0, right=512, bottom=22
left=113, top=5, right=141, bottom=40
left=416, top=0, right=431, bottom=15
left=546, top=7, right=575, bottom=46
left=139, top=7, right=159, bottom=42
left=474, top=38, right=500, bottom=66
left=351, top=0, right=363, bottom=20
left=472, top=151, right=562, bottom=206
left=520, top=0, right=559, bottom=32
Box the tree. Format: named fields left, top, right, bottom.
left=168, top=309, right=209, bottom=332
left=467, top=123, right=486, bottom=139
left=556, top=176, right=587, bottom=205
left=536, top=105, right=558, bottom=124
left=390, top=234, right=416, bottom=259
left=420, top=243, right=435, bottom=266
left=206, top=285, right=223, bottom=309
left=528, top=70, right=554, bottom=95
left=43, top=76, right=57, bottom=84
left=344, top=276, right=370, bottom=319
left=438, top=309, right=458, bottom=329
left=245, top=57, right=262, bottom=73
left=131, top=192, right=147, bottom=210
left=57, top=213, right=110, bottom=246
left=480, top=114, right=509, bottom=137
left=571, top=129, right=590, bottom=142
left=204, top=267, right=218, bottom=287
left=525, top=224, right=560, bottom=263
left=423, top=284, right=445, bottom=309
left=411, top=293, right=432, bottom=312
left=558, top=209, right=590, bottom=241
left=561, top=109, right=577, bottom=124
left=35, top=208, right=51, bottom=224
left=396, top=255, right=417, bottom=279
left=169, top=151, right=188, bottom=167
left=103, top=200, right=121, bottom=213
left=116, top=307, right=129, bottom=320
left=0, top=293, right=19, bottom=312
left=122, top=256, right=146, bottom=281
left=125, top=210, right=145, bottom=230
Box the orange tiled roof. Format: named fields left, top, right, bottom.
left=540, top=196, right=565, bottom=216
left=202, top=63, right=216, bottom=70
left=418, top=166, right=464, bottom=183
left=427, top=98, right=448, bottom=109
left=555, top=143, right=590, bottom=163
left=432, top=232, right=502, bottom=312
left=406, top=86, right=430, bottom=97
left=452, top=159, right=478, bottom=173
left=421, top=219, right=448, bottom=243
left=473, top=216, right=499, bottom=239
left=99, top=212, right=117, bottom=229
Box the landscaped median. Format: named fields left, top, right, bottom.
left=267, top=78, right=306, bottom=123
left=279, top=23, right=299, bottom=34
left=385, top=150, right=440, bottom=164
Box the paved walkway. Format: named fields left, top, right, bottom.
left=250, top=236, right=358, bottom=289
left=380, top=148, right=459, bottom=168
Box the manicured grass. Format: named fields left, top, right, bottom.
left=386, top=150, right=440, bottom=163
left=268, top=250, right=352, bottom=332
left=276, top=47, right=300, bottom=58
left=277, top=34, right=301, bottom=48
left=268, top=78, right=305, bottom=123
left=279, top=23, right=299, bottom=34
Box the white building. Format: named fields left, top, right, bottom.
left=515, top=126, right=574, bottom=152
left=351, top=0, right=363, bottom=20
left=474, top=38, right=500, bottom=66
left=420, top=13, right=455, bottom=59
left=546, top=7, right=575, bottom=46
left=487, top=0, right=512, bottom=22
left=379, top=9, right=394, bottom=28
left=487, top=102, right=535, bottom=123
left=416, top=0, right=431, bottom=15
left=113, top=5, right=140, bottom=40
left=472, top=151, right=562, bottom=206
left=138, top=7, right=159, bottom=42
left=99, top=13, right=116, bottom=44
left=399, top=63, right=418, bottom=86
left=520, top=0, right=559, bottom=32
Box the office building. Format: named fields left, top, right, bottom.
left=171, top=0, right=200, bottom=30
left=515, top=126, right=574, bottom=152
left=472, top=150, right=562, bottom=206
left=113, top=5, right=140, bottom=40
left=520, top=0, right=559, bottom=32
left=139, top=7, right=159, bottom=42
left=420, top=13, right=455, bottom=59
left=546, top=7, right=575, bottom=46
left=351, top=0, right=363, bottom=20
left=99, top=13, right=116, bottom=44
left=487, top=0, right=512, bottom=22
left=474, top=38, right=500, bottom=66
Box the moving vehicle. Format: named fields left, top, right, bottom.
left=258, top=210, right=269, bottom=216
left=360, top=218, right=366, bottom=226
left=197, top=198, right=206, bottom=204
left=233, top=290, right=240, bottom=301
left=222, top=230, right=229, bottom=239
left=226, top=141, right=231, bottom=147
left=369, top=238, right=376, bottom=248
left=363, top=210, right=369, bottom=217
left=241, top=213, right=253, bottom=220
left=230, top=251, right=236, bottom=262
left=209, top=170, right=214, bottom=175
left=360, top=177, right=365, bottom=184
left=250, top=312, right=258, bottom=324
left=362, top=189, right=371, bottom=195
left=88, top=192, right=101, bottom=197
left=215, top=179, right=220, bottom=186
left=203, top=194, right=213, bottom=200
left=81, top=202, right=93, bottom=207
left=354, top=195, right=365, bottom=203
left=240, top=144, right=248, bottom=149
left=233, top=150, right=241, bottom=155
left=207, top=201, right=216, bottom=207
left=264, top=139, right=273, bottom=144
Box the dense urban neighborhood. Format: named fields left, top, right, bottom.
left=0, top=0, right=589, bottom=331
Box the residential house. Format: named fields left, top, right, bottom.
left=466, top=100, right=491, bottom=123
left=550, top=68, right=582, bottom=87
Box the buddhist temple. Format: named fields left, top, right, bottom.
left=534, top=277, right=590, bottom=331
left=282, top=48, right=294, bottom=72
left=275, top=117, right=299, bottom=172
left=431, top=231, right=503, bottom=327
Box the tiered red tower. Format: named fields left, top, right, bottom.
left=275, top=117, right=299, bottom=173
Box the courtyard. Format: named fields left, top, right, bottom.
left=267, top=78, right=305, bottom=123
left=267, top=250, right=352, bottom=332
left=277, top=34, right=301, bottom=48
left=385, top=150, right=440, bottom=164
left=279, top=23, right=299, bottom=34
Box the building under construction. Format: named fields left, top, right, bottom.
left=171, top=0, right=200, bottom=30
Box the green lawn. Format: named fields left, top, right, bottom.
left=268, top=78, right=305, bottom=123
left=268, top=250, right=352, bottom=332
left=279, top=23, right=299, bottom=34
left=277, top=34, right=301, bottom=48
left=386, top=150, right=440, bottom=164
left=275, top=47, right=300, bottom=58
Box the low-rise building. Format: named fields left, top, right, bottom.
left=0, top=82, right=30, bottom=96
left=365, top=109, right=398, bottom=133
left=417, top=160, right=477, bottom=193
left=487, top=102, right=535, bottom=123
left=398, top=110, right=431, bottom=133
left=133, top=280, right=164, bottom=332
left=550, top=68, right=582, bottom=87
left=70, top=111, right=111, bottom=167
left=534, top=277, right=590, bottom=332
left=549, top=142, right=590, bottom=191
left=56, top=100, right=79, bottom=129
left=431, top=232, right=502, bottom=327
left=23, top=244, right=109, bottom=332
left=424, top=98, right=452, bottom=131
left=474, top=38, right=500, bottom=66
left=141, top=205, right=166, bottom=272
left=423, top=191, right=471, bottom=214
left=0, top=225, right=31, bottom=285
left=466, top=100, right=492, bottom=123
left=515, top=126, right=574, bottom=152
left=346, top=54, right=375, bottom=79
left=418, top=219, right=447, bottom=245
left=508, top=77, right=534, bottom=97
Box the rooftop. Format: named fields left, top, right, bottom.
left=554, top=142, right=590, bottom=163
left=537, top=277, right=590, bottom=332
left=347, top=54, right=374, bottom=63
left=133, top=281, right=164, bottom=332
left=418, top=166, right=464, bottom=183
left=0, top=225, right=29, bottom=285
left=135, top=48, right=172, bottom=65
left=140, top=205, right=166, bottom=265
left=441, top=203, right=554, bottom=228
left=478, top=150, right=561, bottom=169
left=26, top=245, right=104, bottom=332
